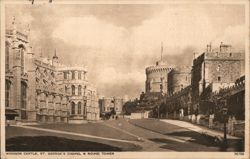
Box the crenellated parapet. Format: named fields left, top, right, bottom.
left=212, top=76, right=245, bottom=97
left=146, top=66, right=174, bottom=74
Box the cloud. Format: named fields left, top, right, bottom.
left=96, top=67, right=145, bottom=84
left=50, top=5, right=245, bottom=98
left=132, top=7, right=217, bottom=57
left=94, top=67, right=145, bottom=97
left=212, top=25, right=245, bottom=51
left=53, top=16, right=128, bottom=51
left=5, top=4, right=245, bottom=98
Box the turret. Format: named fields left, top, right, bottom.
left=52, top=49, right=59, bottom=66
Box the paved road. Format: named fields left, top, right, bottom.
left=101, top=119, right=222, bottom=151
left=6, top=118, right=242, bottom=151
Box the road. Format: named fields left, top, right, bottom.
left=6, top=118, right=243, bottom=151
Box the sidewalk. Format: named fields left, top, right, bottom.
left=160, top=119, right=241, bottom=141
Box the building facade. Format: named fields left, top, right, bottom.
left=85, top=84, right=100, bottom=121
left=99, top=97, right=124, bottom=116
left=57, top=66, right=88, bottom=123
left=191, top=43, right=244, bottom=115
left=5, top=19, right=99, bottom=124
left=5, top=21, right=70, bottom=123
left=158, top=43, right=245, bottom=123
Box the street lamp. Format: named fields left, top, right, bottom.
left=222, top=104, right=228, bottom=149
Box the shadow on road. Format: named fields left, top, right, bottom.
left=166, top=131, right=218, bottom=147
left=6, top=136, right=122, bottom=151
left=149, top=138, right=219, bottom=151
left=165, top=131, right=244, bottom=152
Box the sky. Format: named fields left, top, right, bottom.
left=5, top=3, right=246, bottom=99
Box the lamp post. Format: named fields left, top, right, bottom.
left=222, top=101, right=228, bottom=149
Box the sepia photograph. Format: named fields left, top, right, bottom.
left=0, top=0, right=249, bottom=158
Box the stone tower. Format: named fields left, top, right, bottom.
left=145, top=43, right=174, bottom=95
left=5, top=17, right=30, bottom=120
left=191, top=43, right=244, bottom=114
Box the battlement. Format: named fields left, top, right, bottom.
left=211, top=75, right=245, bottom=97
left=193, top=44, right=244, bottom=66
left=146, top=65, right=174, bottom=74
left=165, top=85, right=191, bottom=101
left=212, top=80, right=245, bottom=97
left=205, top=52, right=243, bottom=60
left=168, top=66, right=191, bottom=74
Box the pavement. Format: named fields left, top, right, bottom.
left=160, top=119, right=241, bottom=140
left=11, top=124, right=135, bottom=143
left=6, top=125, right=141, bottom=151
left=6, top=118, right=244, bottom=151
left=100, top=119, right=224, bottom=151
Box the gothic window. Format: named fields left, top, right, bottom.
left=5, top=42, right=10, bottom=71
left=71, top=102, right=75, bottom=115
left=78, top=71, right=81, bottom=79
left=78, top=102, right=82, bottom=114
left=72, top=85, right=75, bottom=95
left=78, top=85, right=82, bottom=95
left=21, top=82, right=27, bottom=109
left=18, top=45, right=25, bottom=74
left=72, top=71, right=75, bottom=79
left=5, top=80, right=11, bottom=107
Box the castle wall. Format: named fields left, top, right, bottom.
left=99, top=97, right=124, bottom=115
left=191, top=51, right=244, bottom=114
left=167, top=67, right=191, bottom=95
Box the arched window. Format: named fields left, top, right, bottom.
left=78, top=71, right=81, bottom=79
left=78, top=85, right=82, bottom=95
left=78, top=102, right=82, bottom=114
left=21, top=81, right=27, bottom=109
left=5, top=42, right=10, bottom=71
left=18, top=45, right=25, bottom=74
left=72, top=85, right=75, bottom=95
left=72, top=71, right=75, bottom=79
left=5, top=80, right=11, bottom=107
left=71, top=102, right=75, bottom=115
